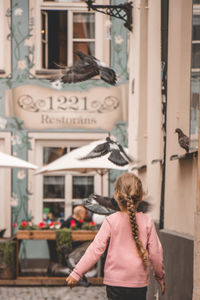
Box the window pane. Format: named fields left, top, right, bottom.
left=42, top=10, right=68, bottom=69
left=190, top=72, right=200, bottom=149
left=192, top=44, right=200, bottom=68
left=73, top=42, right=95, bottom=61
left=43, top=147, right=67, bottom=164
left=43, top=176, right=65, bottom=198
left=42, top=43, right=46, bottom=69
left=192, top=15, right=200, bottom=40
left=73, top=13, right=95, bottom=39
left=43, top=202, right=65, bottom=220
left=72, top=176, right=94, bottom=199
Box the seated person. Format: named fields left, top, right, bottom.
left=61, top=206, right=86, bottom=229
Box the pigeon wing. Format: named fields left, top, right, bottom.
left=92, top=194, right=120, bottom=211
left=83, top=196, right=116, bottom=215
left=117, top=143, right=134, bottom=163
left=108, top=149, right=129, bottom=166
left=179, top=136, right=189, bottom=152
left=79, top=141, right=110, bottom=160
left=61, top=63, right=99, bottom=83
left=137, top=200, right=152, bottom=213
left=99, top=66, right=117, bottom=85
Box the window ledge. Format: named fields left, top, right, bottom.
left=170, top=151, right=197, bottom=161
left=131, top=164, right=146, bottom=171
left=36, top=69, right=60, bottom=76
left=151, top=159, right=162, bottom=164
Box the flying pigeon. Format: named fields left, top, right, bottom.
left=50, top=50, right=117, bottom=85
left=83, top=194, right=152, bottom=215
left=79, top=136, right=133, bottom=166
left=175, top=128, right=190, bottom=153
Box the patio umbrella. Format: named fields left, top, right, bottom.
left=0, top=151, right=38, bottom=169
left=35, top=139, right=130, bottom=193
left=36, top=140, right=129, bottom=175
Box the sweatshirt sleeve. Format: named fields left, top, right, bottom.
left=70, top=218, right=111, bottom=281
left=147, top=218, right=165, bottom=285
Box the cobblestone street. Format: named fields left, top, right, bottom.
left=0, top=286, right=107, bottom=300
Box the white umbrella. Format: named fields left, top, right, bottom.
left=0, top=151, right=38, bottom=169
left=35, top=139, right=130, bottom=194
left=36, top=139, right=129, bottom=175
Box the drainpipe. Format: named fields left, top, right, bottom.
left=159, top=0, right=169, bottom=229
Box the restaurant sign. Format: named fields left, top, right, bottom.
left=6, top=85, right=126, bottom=130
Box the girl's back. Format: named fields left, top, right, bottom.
left=101, top=211, right=164, bottom=287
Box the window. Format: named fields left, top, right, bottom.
left=31, top=0, right=108, bottom=74
left=190, top=1, right=200, bottom=150
left=28, top=132, right=108, bottom=223
left=41, top=10, right=95, bottom=68
left=72, top=176, right=94, bottom=199
left=40, top=145, right=95, bottom=222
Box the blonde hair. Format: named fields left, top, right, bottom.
left=114, top=172, right=149, bottom=269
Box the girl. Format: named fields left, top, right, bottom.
left=66, top=173, right=165, bottom=300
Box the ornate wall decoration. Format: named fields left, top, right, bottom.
left=110, top=0, right=129, bottom=83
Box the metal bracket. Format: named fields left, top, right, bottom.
left=85, top=0, right=133, bottom=31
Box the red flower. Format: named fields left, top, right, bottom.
left=22, top=221, right=27, bottom=227
left=90, top=221, right=95, bottom=226
left=38, top=222, right=45, bottom=229
left=79, top=219, right=84, bottom=223
left=70, top=219, right=76, bottom=228
left=49, top=221, right=54, bottom=227
left=13, top=223, right=17, bottom=228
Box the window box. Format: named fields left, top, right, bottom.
left=16, top=229, right=97, bottom=241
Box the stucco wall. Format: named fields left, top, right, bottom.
left=165, top=0, right=196, bottom=236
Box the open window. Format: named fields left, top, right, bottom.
left=30, top=0, right=109, bottom=76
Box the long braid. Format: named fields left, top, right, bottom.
left=114, top=173, right=149, bottom=269
left=126, top=196, right=149, bottom=269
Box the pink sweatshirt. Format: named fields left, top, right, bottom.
left=70, top=211, right=165, bottom=288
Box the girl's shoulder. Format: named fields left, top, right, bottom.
left=105, top=211, right=126, bottom=223
left=105, top=211, right=154, bottom=228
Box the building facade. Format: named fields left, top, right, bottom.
left=0, top=0, right=129, bottom=237
left=0, top=0, right=200, bottom=298
left=128, top=0, right=199, bottom=299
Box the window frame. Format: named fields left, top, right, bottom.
left=31, top=0, right=108, bottom=76
left=28, top=132, right=108, bottom=223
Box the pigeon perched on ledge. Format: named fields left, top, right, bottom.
left=83, top=194, right=152, bottom=215
left=50, top=50, right=117, bottom=85
left=79, top=136, right=133, bottom=166
left=175, top=128, right=190, bottom=153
